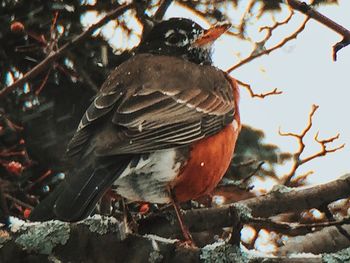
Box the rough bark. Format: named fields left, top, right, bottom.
left=1, top=174, right=350, bottom=262
left=278, top=224, right=350, bottom=255
left=1, top=216, right=348, bottom=263
left=139, top=174, right=350, bottom=238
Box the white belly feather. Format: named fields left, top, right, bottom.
left=113, top=149, right=182, bottom=203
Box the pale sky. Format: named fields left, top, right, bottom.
left=166, top=1, right=350, bottom=186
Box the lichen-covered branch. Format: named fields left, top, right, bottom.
left=0, top=216, right=347, bottom=263
left=1, top=174, right=350, bottom=261
left=0, top=216, right=201, bottom=263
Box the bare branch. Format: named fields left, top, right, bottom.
left=299, top=133, right=345, bottom=165
left=139, top=174, right=350, bottom=237
left=34, top=68, right=51, bottom=95
left=153, top=0, right=173, bottom=21
left=243, top=161, right=265, bottom=183
left=333, top=38, right=350, bottom=61
left=233, top=0, right=257, bottom=39
left=227, top=17, right=309, bottom=73
left=287, top=0, right=350, bottom=60
left=4, top=194, right=33, bottom=210
left=279, top=105, right=344, bottom=185
left=0, top=217, right=340, bottom=263
left=249, top=215, right=350, bottom=236
left=278, top=224, right=350, bottom=256
left=287, top=1, right=350, bottom=37
left=236, top=79, right=282, bottom=99
left=258, top=10, right=294, bottom=43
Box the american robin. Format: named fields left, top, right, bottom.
left=29, top=17, right=241, bottom=242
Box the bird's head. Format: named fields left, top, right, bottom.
left=137, top=17, right=231, bottom=65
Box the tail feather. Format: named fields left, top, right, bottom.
left=29, top=154, right=131, bottom=222
left=28, top=184, right=62, bottom=221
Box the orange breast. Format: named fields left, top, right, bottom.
left=172, top=122, right=239, bottom=202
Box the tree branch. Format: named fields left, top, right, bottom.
left=287, top=0, right=350, bottom=39
left=277, top=224, right=350, bottom=255
left=248, top=215, right=350, bottom=236
left=287, top=0, right=350, bottom=60
left=138, top=174, right=350, bottom=239
left=226, top=17, right=309, bottom=73
left=153, top=0, right=173, bottom=21
left=279, top=105, right=345, bottom=185
left=1, top=175, right=349, bottom=260
left=0, top=3, right=133, bottom=99
left=236, top=79, right=282, bottom=99
left=0, top=215, right=347, bottom=262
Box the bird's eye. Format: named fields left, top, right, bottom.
left=165, top=32, right=188, bottom=46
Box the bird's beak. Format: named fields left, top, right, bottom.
left=194, top=22, right=231, bottom=46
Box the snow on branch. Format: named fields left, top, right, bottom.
left=1, top=175, right=350, bottom=261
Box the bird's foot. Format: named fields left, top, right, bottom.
left=175, top=239, right=197, bottom=249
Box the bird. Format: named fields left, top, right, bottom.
left=29, top=17, right=241, bottom=243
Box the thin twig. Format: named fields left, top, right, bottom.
left=3, top=116, right=23, bottom=132
left=280, top=105, right=345, bottom=185
left=34, top=68, right=51, bottom=95
left=227, top=17, right=309, bottom=73
left=258, top=10, right=294, bottom=46
left=235, top=0, right=256, bottom=39
left=47, top=11, right=60, bottom=54
left=236, top=79, right=282, bottom=99
left=24, top=170, right=52, bottom=192
left=243, top=161, right=265, bottom=183
left=248, top=215, right=350, bottom=235
left=232, top=159, right=259, bottom=168
left=153, top=0, right=173, bottom=21
left=4, top=194, right=33, bottom=210
left=0, top=3, right=133, bottom=98
left=333, top=38, right=350, bottom=61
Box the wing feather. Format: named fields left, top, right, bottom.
left=67, top=54, right=237, bottom=158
